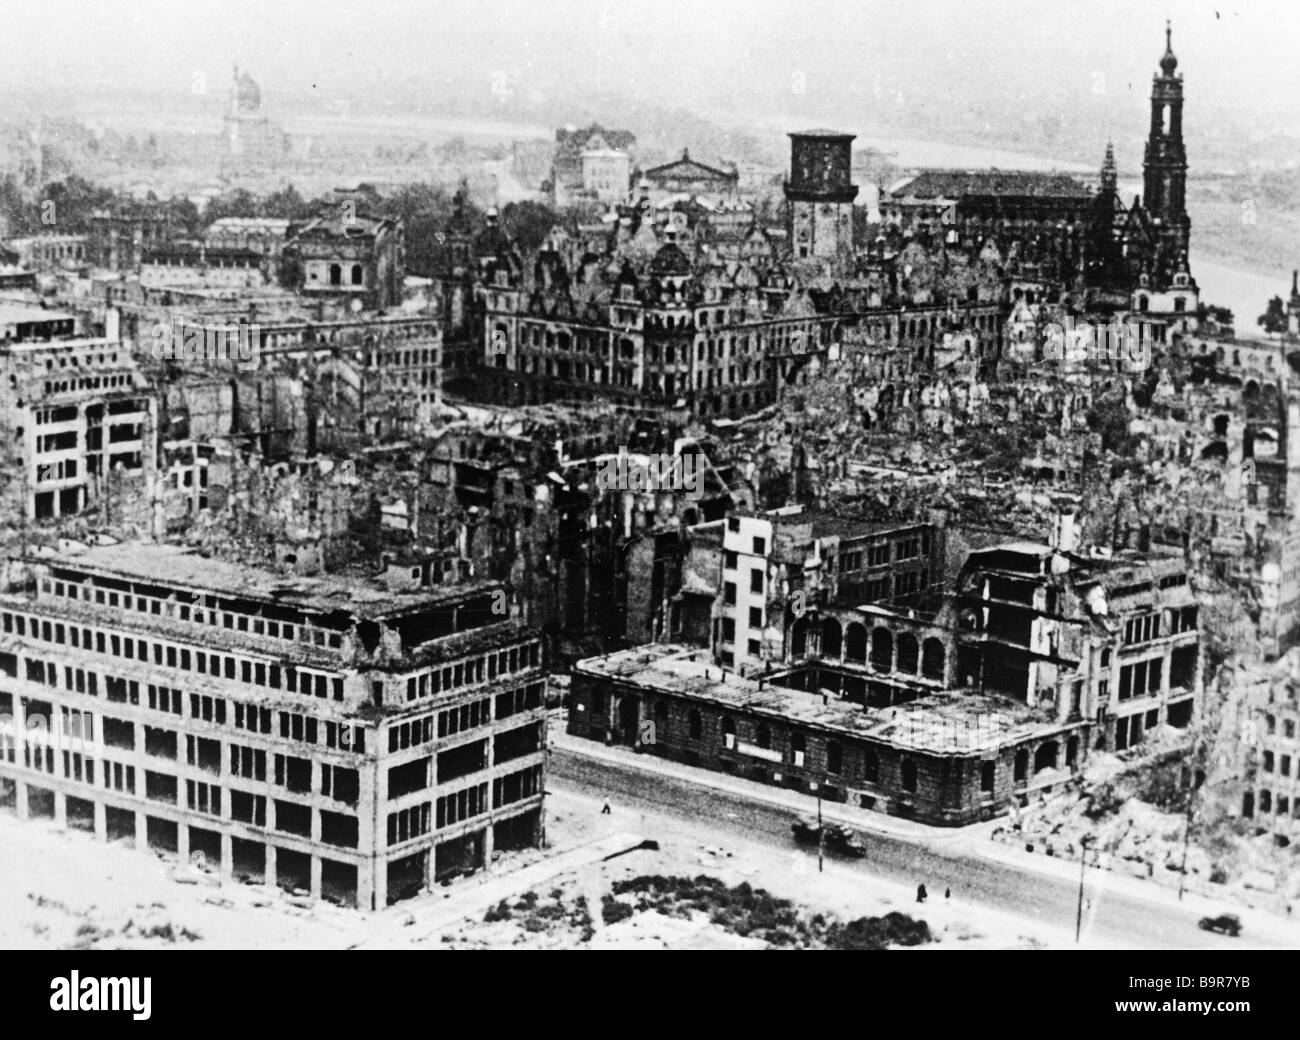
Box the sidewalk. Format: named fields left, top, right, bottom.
left=977, top=835, right=1300, bottom=949
left=354, top=830, right=647, bottom=947
left=550, top=724, right=983, bottom=845
left=551, top=727, right=1300, bottom=949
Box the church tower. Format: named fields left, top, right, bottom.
left=1142, top=22, right=1190, bottom=285
left=1085, top=140, right=1126, bottom=287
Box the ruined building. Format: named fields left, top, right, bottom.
left=0, top=303, right=156, bottom=534
left=570, top=511, right=1204, bottom=823
left=0, top=543, right=546, bottom=909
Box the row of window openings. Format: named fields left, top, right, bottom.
left=11, top=676, right=367, bottom=756
left=8, top=611, right=345, bottom=697
left=42, top=374, right=133, bottom=395
left=377, top=643, right=540, bottom=705
left=1123, top=607, right=1198, bottom=645
left=37, top=580, right=346, bottom=650
left=386, top=765, right=541, bottom=846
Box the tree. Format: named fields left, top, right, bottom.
left=500, top=200, right=558, bottom=255
left=261, top=184, right=309, bottom=220
left=1258, top=296, right=1287, bottom=338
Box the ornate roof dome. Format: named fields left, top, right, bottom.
left=650, top=229, right=691, bottom=277
left=473, top=209, right=513, bottom=260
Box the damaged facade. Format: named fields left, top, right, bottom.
left=0, top=543, right=545, bottom=909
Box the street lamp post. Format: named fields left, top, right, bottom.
left=1075, top=835, right=1092, bottom=944
left=1179, top=738, right=1202, bottom=902
left=813, top=780, right=824, bottom=874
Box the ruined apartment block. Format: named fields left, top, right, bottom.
left=0, top=304, right=156, bottom=526
left=0, top=543, right=546, bottom=909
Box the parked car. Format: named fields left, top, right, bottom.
left=1198, top=913, right=1242, bottom=937
left=790, top=817, right=867, bottom=857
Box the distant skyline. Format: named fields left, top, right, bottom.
left=1, top=0, right=1297, bottom=150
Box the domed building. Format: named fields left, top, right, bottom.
left=221, top=65, right=290, bottom=170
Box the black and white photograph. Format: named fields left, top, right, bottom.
left=0, top=0, right=1295, bottom=1004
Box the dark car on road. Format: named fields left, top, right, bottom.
left=1198, top=913, right=1242, bottom=937
left=791, top=816, right=867, bottom=857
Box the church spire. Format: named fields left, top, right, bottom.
left=1101, top=140, right=1117, bottom=192
left=1160, top=20, right=1178, bottom=75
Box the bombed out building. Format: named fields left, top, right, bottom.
left=0, top=543, right=546, bottom=909
left=570, top=519, right=1203, bottom=823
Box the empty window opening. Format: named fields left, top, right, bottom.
left=275, top=847, right=311, bottom=894
left=321, top=859, right=358, bottom=908
left=145, top=815, right=178, bottom=853
left=388, top=850, right=429, bottom=904
left=105, top=805, right=135, bottom=844
left=231, top=838, right=266, bottom=884
left=66, top=795, right=95, bottom=833
left=320, top=810, right=359, bottom=849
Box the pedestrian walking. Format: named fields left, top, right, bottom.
left=916, top=883, right=927, bottom=903
left=944, top=887, right=950, bottom=900
left=601, top=802, right=611, bottom=815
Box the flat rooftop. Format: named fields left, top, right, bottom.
left=578, top=644, right=1064, bottom=755
left=26, top=542, right=501, bottom=620
left=0, top=303, right=77, bottom=326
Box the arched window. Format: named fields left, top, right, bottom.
left=821, top=618, right=842, bottom=658
left=791, top=616, right=809, bottom=657
left=826, top=740, right=842, bottom=774
left=757, top=723, right=771, bottom=749
left=922, top=638, right=945, bottom=680
left=1014, top=749, right=1029, bottom=782
left=688, top=708, right=702, bottom=740
left=863, top=747, right=879, bottom=782
left=897, top=633, right=919, bottom=674
left=329, top=263, right=342, bottom=286
left=871, top=627, right=893, bottom=670
left=845, top=623, right=867, bottom=664
left=350, top=264, right=363, bottom=285
left=901, top=759, right=917, bottom=792
left=1034, top=741, right=1059, bottom=773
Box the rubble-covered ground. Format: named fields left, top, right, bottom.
left=446, top=873, right=935, bottom=951
left=993, top=725, right=1300, bottom=914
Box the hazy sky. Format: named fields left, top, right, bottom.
left=2, top=0, right=1297, bottom=130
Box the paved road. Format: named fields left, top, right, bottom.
left=550, top=748, right=1289, bottom=949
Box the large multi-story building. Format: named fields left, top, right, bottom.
left=0, top=543, right=546, bottom=909
left=550, top=125, right=637, bottom=207
left=0, top=304, right=156, bottom=525
left=1240, top=656, right=1300, bottom=838
left=953, top=544, right=1201, bottom=752
left=570, top=531, right=1204, bottom=824
left=284, top=209, right=404, bottom=311
left=713, top=508, right=941, bottom=674
left=882, top=26, right=1198, bottom=321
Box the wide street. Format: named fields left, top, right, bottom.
left=549, top=743, right=1299, bottom=949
